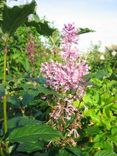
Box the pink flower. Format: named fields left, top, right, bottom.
left=62, top=23, right=78, bottom=44
left=67, top=129, right=80, bottom=138
left=49, top=103, right=62, bottom=120
left=41, top=61, right=88, bottom=92
left=61, top=47, right=79, bottom=61
left=41, top=23, right=89, bottom=94
left=64, top=104, right=77, bottom=120
left=61, top=24, right=79, bottom=62
left=40, top=24, right=88, bottom=146
left=26, top=35, right=36, bottom=63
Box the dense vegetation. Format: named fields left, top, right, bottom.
left=0, top=0, right=117, bottom=156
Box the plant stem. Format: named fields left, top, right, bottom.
left=0, top=149, right=5, bottom=156
left=3, top=42, right=8, bottom=134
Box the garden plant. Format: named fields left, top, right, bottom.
left=0, top=0, right=117, bottom=156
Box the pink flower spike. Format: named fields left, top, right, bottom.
left=41, top=23, right=89, bottom=95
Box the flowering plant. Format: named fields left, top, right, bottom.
left=41, top=24, right=89, bottom=93
left=41, top=23, right=89, bottom=146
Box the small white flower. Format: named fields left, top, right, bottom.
left=100, top=55, right=105, bottom=60
left=67, top=129, right=80, bottom=138
left=112, top=50, right=117, bottom=56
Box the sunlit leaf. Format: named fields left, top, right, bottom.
left=9, top=124, right=62, bottom=143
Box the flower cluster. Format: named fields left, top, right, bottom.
left=50, top=102, right=77, bottom=121
left=49, top=100, right=81, bottom=141
left=41, top=23, right=89, bottom=146
left=41, top=23, right=88, bottom=93
left=41, top=61, right=88, bottom=92
left=61, top=23, right=79, bottom=61
left=26, top=35, right=36, bottom=63
left=62, top=23, right=78, bottom=45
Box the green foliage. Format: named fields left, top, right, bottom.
left=79, top=76, right=117, bottom=155
left=57, top=149, right=72, bottom=156
left=79, top=27, right=95, bottom=35
left=26, top=14, right=56, bottom=36
left=94, top=150, right=117, bottom=156
left=0, top=0, right=5, bottom=23
left=0, top=84, right=5, bottom=96
left=0, top=1, right=116, bottom=155
left=1, top=1, right=36, bottom=36
left=9, top=123, right=62, bottom=153
left=85, top=43, right=117, bottom=74
left=7, top=116, right=42, bottom=129
left=9, top=124, right=62, bottom=142
left=17, top=141, right=44, bottom=154
left=55, top=147, right=82, bottom=156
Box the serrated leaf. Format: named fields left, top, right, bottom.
left=9, top=124, right=62, bottom=143
left=94, top=150, right=117, bottom=156
left=2, top=1, right=36, bottom=36
left=79, top=27, right=95, bottom=35
left=26, top=14, right=56, bottom=36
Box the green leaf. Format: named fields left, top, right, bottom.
left=66, top=147, right=82, bottom=156
left=85, top=125, right=100, bottom=136
left=0, top=0, right=5, bottom=22
left=111, top=127, right=117, bottom=136
left=108, top=130, right=117, bottom=144
left=102, top=142, right=113, bottom=152
left=93, top=69, right=112, bottom=80
left=109, top=136, right=117, bottom=144
left=22, top=57, right=30, bottom=72
left=90, top=78, right=102, bottom=87
left=28, top=77, right=46, bottom=84
left=0, top=84, right=5, bottom=96
left=9, top=124, right=62, bottom=143
left=22, top=93, right=35, bottom=105
left=93, top=133, right=105, bottom=142
left=94, top=141, right=113, bottom=152
left=8, top=116, right=42, bottom=129
left=83, top=91, right=99, bottom=105
left=26, top=14, right=56, bottom=36
left=17, top=141, right=44, bottom=153
left=94, top=150, right=117, bottom=156
left=2, top=1, right=36, bottom=36
left=37, top=86, right=57, bottom=96
left=103, top=103, right=113, bottom=118
left=79, top=27, right=95, bottom=35
left=8, top=96, right=20, bottom=107
left=84, top=109, right=101, bottom=124
left=56, top=149, right=72, bottom=156
left=34, top=152, right=49, bottom=156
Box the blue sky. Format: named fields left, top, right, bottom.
left=7, top=0, right=117, bottom=52
left=36, top=0, right=117, bottom=52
